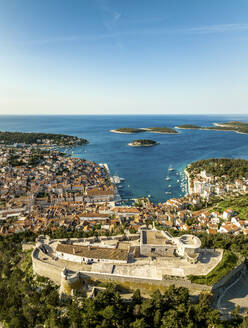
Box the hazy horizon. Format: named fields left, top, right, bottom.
left=0, top=113, right=248, bottom=116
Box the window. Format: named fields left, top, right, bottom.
left=151, top=248, right=155, bottom=252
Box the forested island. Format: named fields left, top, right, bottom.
left=0, top=131, right=88, bottom=146
left=176, top=121, right=248, bottom=134
left=128, top=139, right=159, bottom=147
left=176, top=124, right=201, bottom=129
left=110, top=127, right=178, bottom=134
left=143, top=127, right=178, bottom=134
left=186, top=158, right=248, bottom=181
left=110, top=128, right=143, bottom=134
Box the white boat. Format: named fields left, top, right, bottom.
left=165, top=176, right=171, bottom=181
left=165, top=191, right=171, bottom=194
left=168, top=165, right=175, bottom=171
left=112, top=175, right=121, bottom=184
left=168, top=185, right=172, bottom=188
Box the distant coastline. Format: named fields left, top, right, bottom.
left=175, top=126, right=247, bottom=135
left=175, top=121, right=248, bottom=135
left=0, top=131, right=88, bottom=146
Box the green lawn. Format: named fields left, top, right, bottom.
left=188, top=250, right=239, bottom=286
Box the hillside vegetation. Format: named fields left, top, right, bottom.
left=145, top=127, right=178, bottom=133
left=186, top=158, right=248, bottom=180
left=177, top=121, right=248, bottom=134
left=213, top=194, right=248, bottom=220
left=0, top=232, right=247, bottom=327
left=188, top=251, right=239, bottom=285
left=0, top=131, right=88, bottom=146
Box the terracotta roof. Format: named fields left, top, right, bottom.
left=208, top=228, right=217, bottom=235
left=56, top=243, right=128, bottom=261
left=114, top=207, right=140, bottom=213
left=87, top=190, right=114, bottom=196
left=222, top=223, right=239, bottom=232
left=80, top=212, right=109, bottom=218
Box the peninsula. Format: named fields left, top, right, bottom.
left=128, top=139, right=159, bottom=147
left=110, top=126, right=178, bottom=134
left=176, top=121, right=248, bottom=134
left=185, top=158, right=248, bottom=197
left=0, top=131, right=88, bottom=146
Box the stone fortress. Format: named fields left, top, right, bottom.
left=140, top=230, right=201, bottom=264
left=32, top=229, right=224, bottom=297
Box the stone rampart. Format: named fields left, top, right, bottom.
left=32, top=248, right=62, bottom=285
left=22, top=242, right=35, bottom=251
left=32, top=246, right=212, bottom=294
left=78, top=270, right=212, bottom=294
left=212, top=260, right=246, bottom=303
left=32, top=244, right=247, bottom=301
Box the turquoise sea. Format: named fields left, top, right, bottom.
left=1, top=115, right=248, bottom=203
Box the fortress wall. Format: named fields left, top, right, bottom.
left=22, top=242, right=35, bottom=251
left=32, top=246, right=212, bottom=294
left=212, top=261, right=247, bottom=303
left=78, top=270, right=211, bottom=294
left=198, top=248, right=219, bottom=254
left=32, top=248, right=62, bottom=285
left=33, top=245, right=246, bottom=300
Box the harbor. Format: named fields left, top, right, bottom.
left=164, top=165, right=188, bottom=199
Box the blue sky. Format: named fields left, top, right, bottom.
left=0, top=0, right=248, bottom=115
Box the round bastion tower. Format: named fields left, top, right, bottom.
left=175, top=235, right=201, bottom=264
left=60, top=267, right=89, bottom=298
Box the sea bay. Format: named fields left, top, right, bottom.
left=0, top=114, right=248, bottom=203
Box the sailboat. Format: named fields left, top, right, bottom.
left=168, top=164, right=175, bottom=171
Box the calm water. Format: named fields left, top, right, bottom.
left=1, top=115, right=248, bottom=203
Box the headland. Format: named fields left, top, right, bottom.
left=175, top=121, right=248, bottom=135
left=0, top=130, right=88, bottom=146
